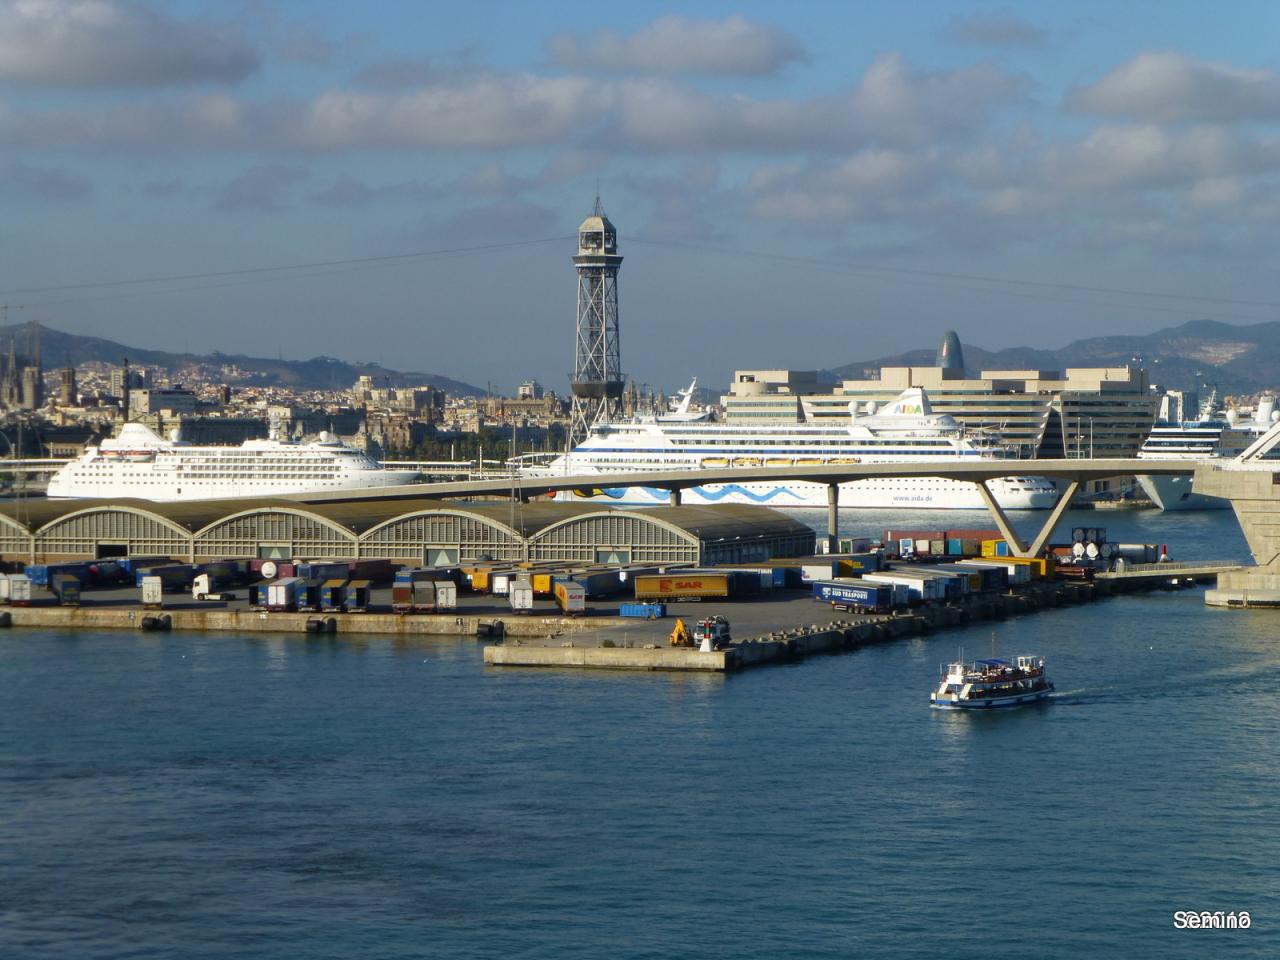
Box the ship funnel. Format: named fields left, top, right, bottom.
left=1256, top=395, right=1276, bottom=425
left=884, top=387, right=932, bottom=417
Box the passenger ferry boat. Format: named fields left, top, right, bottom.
left=47, top=422, right=421, bottom=501
left=930, top=656, right=1054, bottom=709
left=528, top=386, right=1058, bottom=510
left=1136, top=394, right=1278, bottom=510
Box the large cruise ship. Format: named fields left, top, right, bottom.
left=47, top=423, right=421, bottom=501
left=1136, top=394, right=1279, bottom=510
left=531, top=387, right=1058, bottom=510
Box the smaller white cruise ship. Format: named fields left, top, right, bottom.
left=930, top=656, right=1054, bottom=709
left=47, top=423, right=421, bottom=501
left=1136, top=394, right=1279, bottom=510
left=529, top=385, right=1058, bottom=510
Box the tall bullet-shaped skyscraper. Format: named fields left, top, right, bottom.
left=568, top=197, right=624, bottom=448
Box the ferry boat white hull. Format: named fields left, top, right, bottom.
left=930, top=686, right=1054, bottom=709
left=558, top=475, right=1056, bottom=510
left=1135, top=473, right=1229, bottom=511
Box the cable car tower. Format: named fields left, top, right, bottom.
left=568, top=197, right=624, bottom=448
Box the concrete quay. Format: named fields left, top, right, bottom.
left=483, top=576, right=1186, bottom=673
left=0, top=567, right=1218, bottom=672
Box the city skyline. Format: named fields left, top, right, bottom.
left=4, top=1, right=1280, bottom=393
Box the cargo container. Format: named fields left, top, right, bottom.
left=433, top=581, right=457, bottom=611
left=981, top=540, right=1013, bottom=558
left=295, top=579, right=325, bottom=612
left=837, top=537, right=873, bottom=554
left=347, top=559, right=396, bottom=584
left=528, top=571, right=556, bottom=596
left=1005, top=556, right=1051, bottom=579
left=266, top=577, right=303, bottom=612
left=509, top=580, right=534, bottom=614
left=321, top=578, right=349, bottom=612
left=489, top=569, right=522, bottom=596
left=141, top=576, right=164, bottom=609
left=619, top=602, right=666, bottom=619
left=957, top=560, right=1024, bottom=591
left=133, top=564, right=192, bottom=591
left=553, top=579, right=586, bottom=615
left=861, top=572, right=945, bottom=604
left=633, top=573, right=732, bottom=601
left=85, top=560, right=128, bottom=586
left=50, top=573, right=81, bottom=605
left=247, top=581, right=271, bottom=609
left=884, top=529, right=946, bottom=544
left=836, top=552, right=882, bottom=575
left=394, top=568, right=436, bottom=585
left=255, top=560, right=296, bottom=580
left=26, top=562, right=92, bottom=588
left=951, top=560, right=1012, bottom=590
left=293, top=561, right=348, bottom=583
left=0, top=575, right=10, bottom=602
left=463, top=566, right=493, bottom=592
left=391, top=584, right=414, bottom=613
left=118, top=556, right=172, bottom=576
left=7, top=573, right=33, bottom=606
left=928, top=568, right=979, bottom=594
left=811, top=579, right=894, bottom=613
left=345, top=580, right=371, bottom=613
left=575, top=569, right=627, bottom=598
left=412, top=580, right=437, bottom=613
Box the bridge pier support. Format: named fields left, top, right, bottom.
left=974, top=480, right=1080, bottom=559
left=827, top=483, right=839, bottom=554
left=669, top=488, right=682, bottom=507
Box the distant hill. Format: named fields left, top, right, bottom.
left=827, top=320, right=1280, bottom=395
left=0, top=323, right=485, bottom=396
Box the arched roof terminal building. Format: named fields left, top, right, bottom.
left=0, top=499, right=816, bottom=568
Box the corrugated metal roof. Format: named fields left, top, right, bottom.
left=0, top=497, right=811, bottom=543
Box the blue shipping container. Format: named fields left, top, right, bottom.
left=619, top=602, right=666, bottom=619
left=812, top=580, right=893, bottom=611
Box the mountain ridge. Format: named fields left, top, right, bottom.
left=826, top=319, right=1280, bottom=394
left=0, top=323, right=486, bottom=397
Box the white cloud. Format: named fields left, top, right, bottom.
left=294, top=75, right=609, bottom=149
left=0, top=0, right=257, bottom=87
left=1068, top=51, right=1280, bottom=123
left=547, top=14, right=805, bottom=76
left=610, top=54, right=1025, bottom=152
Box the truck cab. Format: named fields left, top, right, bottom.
left=692, top=616, right=731, bottom=650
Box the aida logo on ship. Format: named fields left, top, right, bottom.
left=889, top=402, right=924, bottom=415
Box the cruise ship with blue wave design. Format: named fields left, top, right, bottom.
left=530, top=386, right=1057, bottom=510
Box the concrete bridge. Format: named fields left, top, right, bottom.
left=296, top=457, right=1195, bottom=560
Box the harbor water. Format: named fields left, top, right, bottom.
left=2, top=510, right=1277, bottom=958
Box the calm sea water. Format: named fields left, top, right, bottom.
left=2, top=509, right=1277, bottom=958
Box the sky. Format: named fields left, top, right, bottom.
left=3, top=1, right=1280, bottom=393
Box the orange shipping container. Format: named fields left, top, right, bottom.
left=633, top=573, right=731, bottom=600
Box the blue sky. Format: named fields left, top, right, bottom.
left=3, top=1, right=1280, bottom=392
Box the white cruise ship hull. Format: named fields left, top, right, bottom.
left=47, top=422, right=420, bottom=501
left=557, top=475, right=1056, bottom=510
left=1135, top=473, right=1229, bottom=511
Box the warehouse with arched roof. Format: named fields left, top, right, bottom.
left=0, top=498, right=815, bottom=566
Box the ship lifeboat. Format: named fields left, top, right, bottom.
left=732, top=456, right=762, bottom=467
left=765, top=457, right=794, bottom=467
left=700, top=457, right=729, bottom=468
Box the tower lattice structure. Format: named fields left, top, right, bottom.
left=568, top=197, right=624, bottom=448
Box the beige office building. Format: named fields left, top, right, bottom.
left=723, top=340, right=1159, bottom=460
